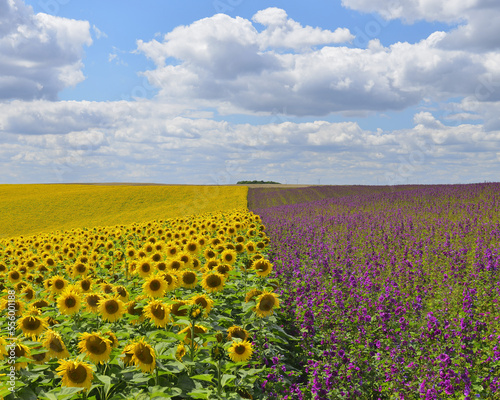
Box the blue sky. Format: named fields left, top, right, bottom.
left=1, top=0, right=500, bottom=184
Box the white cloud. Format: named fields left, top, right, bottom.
left=342, top=0, right=500, bottom=52
left=0, top=0, right=92, bottom=100
left=0, top=99, right=499, bottom=185
left=134, top=9, right=500, bottom=117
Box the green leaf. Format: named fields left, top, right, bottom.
left=96, top=374, right=112, bottom=396
left=187, top=389, right=213, bottom=399
left=221, top=374, right=236, bottom=387
left=191, top=374, right=214, bottom=383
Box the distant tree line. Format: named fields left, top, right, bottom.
left=237, top=180, right=281, bottom=184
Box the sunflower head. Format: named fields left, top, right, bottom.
left=254, top=292, right=280, bottom=318
left=191, top=294, right=214, bottom=316
left=78, top=332, right=112, bottom=364
left=251, top=259, right=273, bottom=277
left=227, top=325, right=250, bottom=342
left=175, top=343, right=186, bottom=361
left=180, top=270, right=198, bottom=289
left=13, top=342, right=31, bottom=370
left=57, top=290, right=82, bottom=315
left=144, top=299, right=170, bottom=327
left=56, top=359, right=93, bottom=391
left=98, top=297, right=126, bottom=322
left=43, top=329, right=70, bottom=359
left=201, top=272, right=225, bottom=293
left=128, top=338, right=156, bottom=373
left=228, top=340, right=253, bottom=363
left=143, top=275, right=167, bottom=298
left=18, top=315, right=48, bottom=338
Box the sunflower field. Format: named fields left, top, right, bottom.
left=0, top=184, right=247, bottom=238
left=0, top=202, right=293, bottom=399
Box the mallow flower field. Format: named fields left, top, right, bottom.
left=249, top=183, right=500, bottom=399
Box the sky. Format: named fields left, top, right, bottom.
left=1, top=0, right=500, bottom=185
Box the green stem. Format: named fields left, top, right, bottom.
left=216, top=358, right=222, bottom=397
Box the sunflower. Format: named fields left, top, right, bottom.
left=203, top=248, right=216, bottom=260
left=179, top=325, right=208, bottom=347
left=220, top=249, right=237, bottom=265
left=101, top=283, right=115, bottom=295
left=184, top=241, right=199, bottom=255
left=227, top=326, right=250, bottom=342
left=137, top=259, right=154, bottom=278
left=228, top=340, right=253, bottom=363
left=115, top=285, right=129, bottom=302
left=245, top=241, right=256, bottom=254
left=143, top=275, right=167, bottom=298
left=244, top=289, right=263, bottom=303
left=8, top=269, right=22, bottom=284
left=191, top=294, right=214, bottom=316
left=126, top=338, right=156, bottom=373
left=51, top=275, right=69, bottom=294
left=21, top=285, right=35, bottom=301
left=204, top=258, right=219, bottom=271
left=254, top=292, right=280, bottom=318
left=56, top=359, right=93, bottom=391
left=72, top=262, right=89, bottom=277
left=13, top=342, right=31, bottom=370
left=78, top=332, right=112, bottom=364
left=180, top=270, right=198, bottom=289
left=43, top=329, right=70, bottom=359
left=76, top=278, right=92, bottom=293
left=201, top=273, right=225, bottom=293
left=144, top=299, right=170, bottom=327
left=216, top=263, right=232, bottom=278
left=251, top=259, right=273, bottom=278
left=104, top=331, right=119, bottom=348
left=0, top=298, right=25, bottom=317
left=57, top=290, right=82, bottom=315
left=18, top=315, right=48, bottom=338
left=31, top=344, right=50, bottom=364
left=98, top=297, right=126, bottom=322
left=126, top=298, right=145, bottom=322
left=84, top=293, right=102, bottom=313
left=169, top=299, right=191, bottom=319
left=167, top=259, right=183, bottom=272
left=175, top=343, right=186, bottom=361
left=32, top=299, right=51, bottom=310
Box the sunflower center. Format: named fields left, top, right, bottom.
left=134, top=344, right=154, bottom=364
left=164, top=275, right=173, bottom=285
left=116, top=287, right=127, bottom=297
left=195, top=298, right=207, bottom=308
left=11, top=271, right=20, bottom=280
left=152, top=254, right=161, bottom=262
left=171, top=303, right=187, bottom=317
left=207, top=275, right=222, bottom=288
left=86, top=295, right=100, bottom=308
left=141, top=263, right=151, bottom=272
left=259, top=295, right=275, bottom=311
left=54, top=280, right=65, bottom=289
left=76, top=264, right=86, bottom=273
left=81, top=280, right=91, bottom=291
left=234, top=344, right=246, bottom=355
left=187, top=244, right=197, bottom=252
left=87, top=336, right=108, bottom=355
left=183, top=273, right=196, bottom=284
left=105, top=300, right=119, bottom=314
left=14, top=345, right=26, bottom=357
left=149, top=280, right=161, bottom=291
left=127, top=302, right=143, bottom=316
left=32, top=351, right=46, bottom=362
left=67, top=364, right=88, bottom=384
left=232, top=329, right=247, bottom=340
left=65, top=296, right=77, bottom=308
left=151, top=304, right=165, bottom=320
left=23, top=316, right=41, bottom=331
left=49, top=338, right=64, bottom=353
left=224, top=254, right=233, bottom=262
left=256, top=262, right=268, bottom=272
left=170, top=261, right=181, bottom=270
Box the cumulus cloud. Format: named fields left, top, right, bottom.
left=0, top=0, right=92, bottom=100
left=0, top=100, right=499, bottom=185
left=134, top=9, right=500, bottom=117
left=341, top=0, right=500, bottom=51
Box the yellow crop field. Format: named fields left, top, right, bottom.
left=0, top=184, right=247, bottom=238
left=0, top=208, right=285, bottom=399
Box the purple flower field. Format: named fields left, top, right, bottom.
left=249, top=183, right=500, bottom=399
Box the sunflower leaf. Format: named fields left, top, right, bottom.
left=221, top=373, right=236, bottom=387
left=191, top=374, right=214, bottom=382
